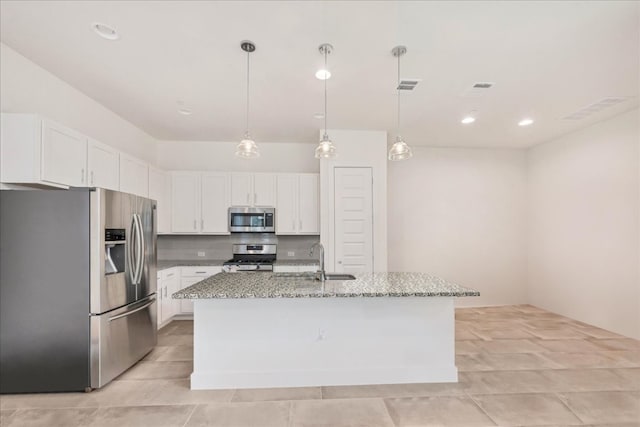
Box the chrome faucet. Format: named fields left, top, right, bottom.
left=310, top=242, right=326, bottom=281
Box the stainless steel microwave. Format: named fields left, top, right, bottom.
left=228, top=207, right=275, bottom=233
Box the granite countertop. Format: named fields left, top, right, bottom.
left=158, top=260, right=227, bottom=270
left=172, top=272, right=480, bottom=299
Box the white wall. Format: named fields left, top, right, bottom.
left=528, top=109, right=639, bottom=339
left=0, top=43, right=156, bottom=163
left=388, top=147, right=528, bottom=307
left=319, top=130, right=388, bottom=272
left=156, top=140, right=319, bottom=173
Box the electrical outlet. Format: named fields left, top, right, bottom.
left=287, top=251, right=295, bottom=257
left=197, top=251, right=205, bottom=257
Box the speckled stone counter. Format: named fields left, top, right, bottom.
left=173, top=272, right=479, bottom=299
left=157, top=259, right=226, bottom=270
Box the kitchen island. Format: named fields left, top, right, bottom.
left=173, top=272, right=479, bottom=390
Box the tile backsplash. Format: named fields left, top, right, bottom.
left=157, top=234, right=320, bottom=261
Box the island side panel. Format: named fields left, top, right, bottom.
left=191, top=297, right=457, bottom=390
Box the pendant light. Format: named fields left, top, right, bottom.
left=236, top=40, right=259, bottom=158
left=388, top=45, right=413, bottom=161
left=315, top=43, right=337, bottom=159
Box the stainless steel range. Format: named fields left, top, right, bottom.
left=223, top=244, right=276, bottom=272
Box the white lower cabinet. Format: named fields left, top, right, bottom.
left=157, top=268, right=179, bottom=328
left=178, top=266, right=222, bottom=314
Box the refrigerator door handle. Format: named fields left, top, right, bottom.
left=128, top=215, right=137, bottom=285
left=108, top=297, right=155, bottom=322
left=134, top=214, right=144, bottom=285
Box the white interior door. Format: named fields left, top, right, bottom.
left=334, top=167, right=373, bottom=274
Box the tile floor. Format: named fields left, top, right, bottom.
left=1, top=304, right=638, bottom=426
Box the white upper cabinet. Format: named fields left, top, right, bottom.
left=276, top=174, right=298, bottom=234
left=201, top=172, right=230, bottom=233
left=276, top=173, right=319, bottom=235
left=171, top=172, right=199, bottom=233
left=148, top=166, right=171, bottom=234
left=87, top=138, right=119, bottom=190
left=119, top=153, right=149, bottom=197
left=253, top=173, right=276, bottom=206
left=41, top=119, right=87, bottom=187
left=230, top=172, right=276, bottom=206
left=230, top=172, right=252, bottom=206
left=1, top=113, right=88, bottom=188
left=298, top=174, right=320, bottom=234
left=171, top=171, right=230, bottom=234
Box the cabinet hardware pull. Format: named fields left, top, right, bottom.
left=201, top=219, right=204, bottom=230
left=299, top=220, right=302, bottom=230
left=164, top=287, right=167, bottom=297
left=81, top=168, right=85, bottom=183
left=195, top=271, right=206, bottom=274
left=166, top=273, right=174, bottom=277
left=246, top=193, right=249, bottom=204
left=254, top=193, right=257, bottom=205
left=292, top=220, right=295, bottom=230
left=90, top=171, right=94, bottom=185
left=193, top=220, right=196, bottom=230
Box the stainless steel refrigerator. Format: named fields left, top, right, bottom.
left=0, top=188, right=157, bottom=393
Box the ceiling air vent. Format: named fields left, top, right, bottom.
left=397, top=79, right=421, bottom=91
left=562, top=97, right=628, bottom=120
left=461, top=82, right=495, bottom=98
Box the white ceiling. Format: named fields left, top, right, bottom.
left=1, top=1, right=638, bottom=147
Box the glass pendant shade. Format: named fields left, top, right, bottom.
left=388, top=136, right=413, bottom=161
left=235, top=136, right=260, bottom=158
left=314, top=134, right=337, bottom=159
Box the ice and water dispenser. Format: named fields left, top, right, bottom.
left=104, top=229, right=126, bottom=274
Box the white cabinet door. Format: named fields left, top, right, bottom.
left=171, top=172, right=199, bottom=233
left=298, top=174, right=320, bottom=234
left=201, top=172, right=230, bottom=234
left=119, top=154, right=149, bottom=197
left=156, top=273, right=163, bottom=329
left=253, top=173, right=276, bottom=206
left=41, top=119, right=87, bottom=187
left=163, top=269, right=179, bottom=323
left=230, top=173, right=252, bottom=206
left=276, top=174, right=297, bottom=234
left=87, top=138, right=119, bottom=190
left=149, top=167, right=171, bottom=234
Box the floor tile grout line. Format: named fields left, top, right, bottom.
left=463, top=391, right=500, bottom=426
left=552, top=391, right=587, bottom=425
left=180, top=403, right=198, bottom=427
left=381, top=398, right=399, bottom=427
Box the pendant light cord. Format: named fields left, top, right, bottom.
left=246, top=49, right=250, bottom=137
left=397, top=51, right=401, bottom=137
left=324, top=48, right=328, bottom=137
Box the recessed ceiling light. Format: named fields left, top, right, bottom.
left=92, top=23, right=119, bottom=40
left=315, top=69, right=331, bottom=80
left=178, top=108, right=192, bottom=116
left=461, top=116, right=476, bottom=124
left=518, top=118, right=534, bottom=126
left=313, top=113, right=325, bottom=119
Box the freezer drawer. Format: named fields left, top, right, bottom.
left=90, top=295, right=157, bottom=389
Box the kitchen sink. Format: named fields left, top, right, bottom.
left=324, top=273, right=356, bottom=280
left=271, top=272, right=356, bottom=281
